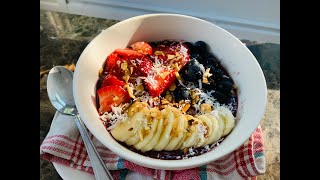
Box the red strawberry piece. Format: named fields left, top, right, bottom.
left=105, top=60, right=124, bottom=80
left=152, top=42, right=190, bottom=68
left=115, top=48, right=142, bottom=57
left=97, top=85, right=131, bottom=114
left=162, top=70, right=177, bottom=91
left=144, top=70, right=176, bottom=97
left=131, top=41, right=153, bottom=55
left=101, top=74, right=125, bottom=88
left=132, top=55, right=153, bottom=75
left=105, top=52, right=119, bottom=72
left=104, top=51, right=134, bottom=79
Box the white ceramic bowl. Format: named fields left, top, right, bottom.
left=73, top=14, right=267, bottom=170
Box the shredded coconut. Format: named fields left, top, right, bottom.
left=204, top=145, right=210, bottom=151
left=179, top=42, right=189, bottom=58
left=188, top=147, right=196, bottom=156
left=198, top=79, right=202, bottom=89
left=196, top=123, right=207, bottom=144
left=144, top=75, right=158, bottom=88
left=133, top=91, right=159, bottom=108
left=199, top=63, right=205, bottom=74
left=193, top=88, right=216, bottom=111
left=144, top=56, right=169, bottom=88
left=100, top=104, right=128, bottom=130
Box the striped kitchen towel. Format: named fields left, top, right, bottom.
left=40, top=111, right=265, bottom=180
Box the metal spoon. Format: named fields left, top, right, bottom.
left=47, top=66, right=114, bottom=180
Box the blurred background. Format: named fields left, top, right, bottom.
left=40, top=0, right=279, bottom=44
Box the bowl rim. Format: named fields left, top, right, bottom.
left=73, top=13, right=267, bottom=170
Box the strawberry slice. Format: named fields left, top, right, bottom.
left=144, top=70, right=176, bottom=97
left=131, top=41, right=153, bottom=55
left=131, top=55, right=153, bottom=75
left=115, top=48, right=142, bottom=57
left=151, top=42, right=190, bottom=68
left=105, top=59, right=124, bottom=80
left=104, top=51, right=136, bottom=79
left=97, top=85, right=131, bottom=114
left=101, top=74, right=125, bottom=88
left=105, top=51, right=119, bottom=72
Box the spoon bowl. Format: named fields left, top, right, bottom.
left=46, top=66, right=113, bottom=180
left=47, top=66, right=77, bottom=115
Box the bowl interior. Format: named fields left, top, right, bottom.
left=73, top=14, right=267, bottom=170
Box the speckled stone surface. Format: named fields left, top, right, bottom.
left=40, top=10, right=280, bottom=180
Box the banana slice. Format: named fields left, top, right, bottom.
left=111, top=108, right=145, bottom=142
left=194, top=122, right=209, bottom=147
left=141, top=118, right=164, bottom=152
left=153, top=107, right=174, bottom=151
left=216, top=106, right=235, bottom=136
left=111, top=102, right=235, bottom=151
left=200, top=114, right=219, bottom=145
left=196, top=114, right=212, bottom=146
left=127, top=101, right=148, bottom=117
left=174, top=115, right=188, bottom=150
left=110, top=120, right=135, bottom=142
left=124, top=133, right=140, bottom=146
left=205, top=113, right=224, bottom=144
left=164, top=109, right=186, bottom=151
left=134, top=118, right=158, bottom=150
left=180, top=115, right=202, bottom=149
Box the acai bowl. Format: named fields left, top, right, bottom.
left=73, top=14, right=267, bottom=170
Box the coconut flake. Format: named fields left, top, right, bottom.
left=196, top=123, right=207, bottom=144
left=100, top=104, right=129, bottom=130
left=198, top=79, right=202, bottom=89
left=179, top=42, right=188, bottom=58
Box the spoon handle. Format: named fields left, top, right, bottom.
left=74, top=114, right=114, bottom=180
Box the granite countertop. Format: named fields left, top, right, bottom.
left=40, top=10, right=280, bottom=180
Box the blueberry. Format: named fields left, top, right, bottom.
left=149, top=42, right=157, bottom=47
left=173, top=86, right=191, bottom=101
left=218, top=75, right=233, bottom=83
left=180, top=59, right=203, bottom=82
left=216, top=80, right=233, bottom=93
left=202, top=81, right=216, bottom=91
left=203, top=52, right=215, bottom=59
left=212, top=90, right=228, bottom=104
left=161, top=40, right=171, bottom=45
left=195, top=41, right=209, bottom=54
left=203, top=57, right=219, bottom=67
left=205, top=64, right=216, bottom=73
left=184, top=42, right=196, bottom=53
left=212, top=69, right=223, bottom=80
left=190, top=53, right=201, bottom=59
left=190, top=53, right=204, bottom=64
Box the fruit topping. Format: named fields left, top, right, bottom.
left=97, top=85, right=131, bottom=114
left=132, top=56, right=153, bottom=75
left=180, top=59, right=205, bottom=82
left=101, top=74, right=126, bottom=87
left=96, top=40, right=238, bottom=159
left=144, top=69, right=176, bottom=97
left=114, top=48, right=142, bottom=57
left=151, top=42, right=190, bottom=69
left=131, top=41, right=153, bottom=55
left=172, top=85, right=191, bottom=102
